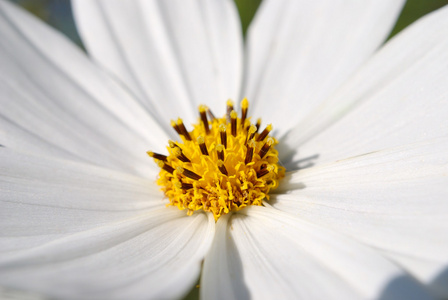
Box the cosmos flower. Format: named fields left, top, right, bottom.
left=1, top=0, right=448, bottom=299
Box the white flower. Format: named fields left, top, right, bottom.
left=1, top=0, right=448, bottom=299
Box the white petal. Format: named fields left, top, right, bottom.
left=201, top=206, right=431, bottom=300
left=244, top=0, right=404, bottom=135
left=0, top=148, right=163, bottom=252
left=72, top=0, right=243, bottom=124
left=0, top=0, right=169, bottom=176
left=0, top=287, right=46, bottom=300
left=272, top=138, right=448, bottom=298
left=0, top=207, right=215, bottom=300
left=281, top=5, right=448, bottom=167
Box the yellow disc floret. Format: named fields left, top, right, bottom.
left=148, top=99, right=285, bottom=221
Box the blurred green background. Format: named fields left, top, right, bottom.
left=234, top=0, right=448, bottom=37
left=9, top=0, right=448, bottom=47
left=7, top=0, right=448, bottom=299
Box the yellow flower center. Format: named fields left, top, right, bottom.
left=148, top=99, right=285, bottom=221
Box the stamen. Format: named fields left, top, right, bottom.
left=177, top=118, right=192, bottom=141
left=255, top=118, right=262, bottom=133
left=217, top=160, right=228, bottom=176
left=257, top=124, right=272, bottom=142
left=216, top=144, right=225, bottom=161
left=219, top=124, right=227, bottom=149
left=171, top=120, right=181, bottom=135
left=177, top=166, right=202, bottom=181
left=174, top=147, right=191, bottom=163
left=230, top=110, right=238, bottom=137
left=226, top=182, right=234, bottom=200
left=241, top=98, right=249, bottom=127
left=246, top=125, right=257, bottom=145
left=197, top=136, right=209, bottom=156
left=259, top=137, right=274, bottom=159
left=257, top=165, right=274, bottom=178
left=245, top=140, right=255, bottom=164
left=199, top=105, right=210, bottom=134
left=226, top=99, right=234, bottom=121
left=151, top=98, right=285, bottom=221
left=147, top=151, right=167, bottom=162
left=157, top=160, right=175, bottom=174
left=169, top=140, right=180, bottom=149
left=175, top=181, right=193, bottom=190
left=206, top=106, right=216, bottom=121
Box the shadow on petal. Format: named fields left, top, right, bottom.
left=227, top=215, right=251, bottom=300
left=429, top=266, right=448, bottom=299
left=378, top=271, right=445, bottom=300
left=277, top=130, right=320, bottom=171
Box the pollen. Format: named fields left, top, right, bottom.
left=148, top=99, right=285, bottom=221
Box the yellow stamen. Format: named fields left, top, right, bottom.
left=216, top=144, right=225, bottom=161
left=230, top=110, right=238, bottom=137
left=197, top=136, right=209, bottom=156
left=206, top=106, right=216, bottom=121
left=177, top=118, right=192, bottom=141
left=255, top=118, right=262, bottom=132
left=219, top=124, right=227, bottom=149
left=171, top=120, right=181, bottom=135
left=246, top=124, right=257, bottom=145
left=257, top=124, right=273, bottom=141
left=217, top=160, right=228, bottom=176
left=245, top=140, right=256, bottom=164
left=241, top=98, right=249, bottom=127
left=150, top=99, right=285, bottom=221
left=174, top=147, right=191, bottom=163
left=226, top=99, right=234, bottom=121
left=147, top=151, right=167, bottom=162
left=199, top=105, right=210, bottom=134
left=259, top=137, right=274, bottom=159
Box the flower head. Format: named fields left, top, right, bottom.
left=1, top=0, right=448, bottom=299
left=151, top=99, right=284, bottom=220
